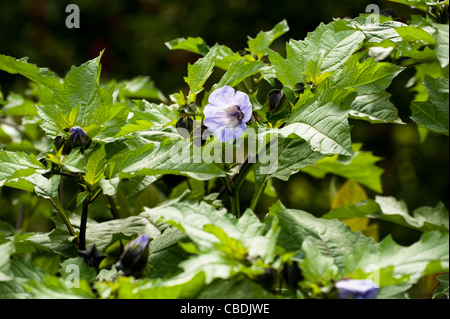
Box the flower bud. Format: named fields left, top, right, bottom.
left=69, top=126, right=92, bottom=151
left=115, top=234, right=150, bottom=277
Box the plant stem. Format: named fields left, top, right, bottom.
left=250, top=179, right=267, bottom=211
left=47, top=197, right=78, bottom=246
left=78, top=197, right=90, bottom=251
left=105, top=195, right=120, bottom=219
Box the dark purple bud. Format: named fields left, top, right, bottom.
left=115, top=234, right=150, bottom=277
left=69, top=126, right=91, bottom=150
left=335, top=279, right=379, bottom=299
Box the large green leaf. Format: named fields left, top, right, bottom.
left=273, top=202, right=376, bottom=269
left=344, top=231, right=449, bottom=286
left=349, top=91, right=404, bottom=124
left=332, top=55, right=405, bottom=94
left=387, top=0, right=430, bottom=12
left=267, top=90, right=354, bottom=156
left=217, top=59, right=267, bottom=88
left=165, top=37, right=211, bottom=56
left=0, top=150, right=49, bottom=192
left=324, top=196, right=449, bottom=233
left=268, top=21, right=364, bottom=89
left=84, top=215, right=161, bottom=252
left=184, top=45, right=218, bottom=94
left=431, top=22, right=449, bottom=68
left=38, top=53, right=127, bottom=139
left=114, top=139, right=226, bottom=180
left=247, top=20, right=289, bottom=60
left=0, top=54, right=62, bottom=91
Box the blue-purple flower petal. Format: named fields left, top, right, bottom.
left=203, top=85, right=252, bottom=142
left=335, top=279, right=379, bottom=299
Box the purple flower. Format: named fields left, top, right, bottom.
left=335, top=279, right=379, bottom=299
left=203, top=85, right=252, bottom=142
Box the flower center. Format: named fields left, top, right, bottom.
left=224, top=105, right=244, bottom=127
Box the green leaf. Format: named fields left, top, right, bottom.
left=165, top=37, right=211, bottom=56
left=247, top=20, right=289, bottom=60
left=349, top=91, right=404, bottom=124
left=197, top=275, right=278, bottom=299
left=301, top=143, right=384, bottom=193
left=83, top=146, right=106, bottom=186
left=411, top=75, right=449, bottom=135
left=387, top=0, right=430, bottom=12
left=115, top=139, right=226, bottom=180
left=0, top=241, right=14, bottom=282
left=344, top=231, right=449, bottom=286
left=324, top=197, right=449, bottom=233
left=0, top=150, right=49, bottom=191
left=273, top=202, right=376, bottom=269
left=45, top=52, right=127, bottom=139
left=217, top=59, right=267, bottom=88
left=433, top=273, right=449, bottom=299
left=184, top=45, right=218, bottom=94
left=0, top=255, right=46, bottom=299
left=117, top=76, right=166, bottom=102
left=0, top=54, right=63, bottom=91
left=60, top=257, right=97, bottom=282
left=142, top=200, right=279, bottom=283
left=268, top=21, right=365, bottom=89
left=85, top=215, right=160, bottom=252
left=97, top=271, right=206, bottom=299
left=25, top=275, right=95, bottom=299
left=431, top=22, right=449, bottom=68
left=117, top=100, right=178, bottom=137
left=251, top=137, right=324, bottom=209
left=332, top=55, right=405, bottom=94
left=0, top=92, right=38, bottom=116
left=267, top=90, right=354, bottom=156
left=299, top=237, right=339, bottom=286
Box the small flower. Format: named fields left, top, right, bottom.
left=203, top=85, right=252, bottom=142
left=115, top=234, right=150, bottom=277
left=335, top=279, right=379, bottom=299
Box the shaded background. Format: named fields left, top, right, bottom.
left=1, top=0, right=448, bottom=246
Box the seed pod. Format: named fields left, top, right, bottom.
left=267, top=89, right=285, bottom=114
left=258, top=267, right=279, bottom=291
left=176, top=117, right=194, bottom=136
left=193, top=125, right=212, bottom=147
left=282, top=261, right=303, bottom=290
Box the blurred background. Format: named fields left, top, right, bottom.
left=0, top=0, right=448, bottom=248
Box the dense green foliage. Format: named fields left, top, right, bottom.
left=0, top=0, right=448, bottom=299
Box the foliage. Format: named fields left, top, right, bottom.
left=0, top=0, right=448, bottom=299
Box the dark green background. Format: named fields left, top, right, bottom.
left=1, top=0, right=448, bottom=246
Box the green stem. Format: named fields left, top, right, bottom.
left=105, top=195, right=120, bottom=219
left=235, top=190, right=241, bottom=218
left=47, top=197, right=78, bottom=246
left=250, top=179, right=267, bottom=211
